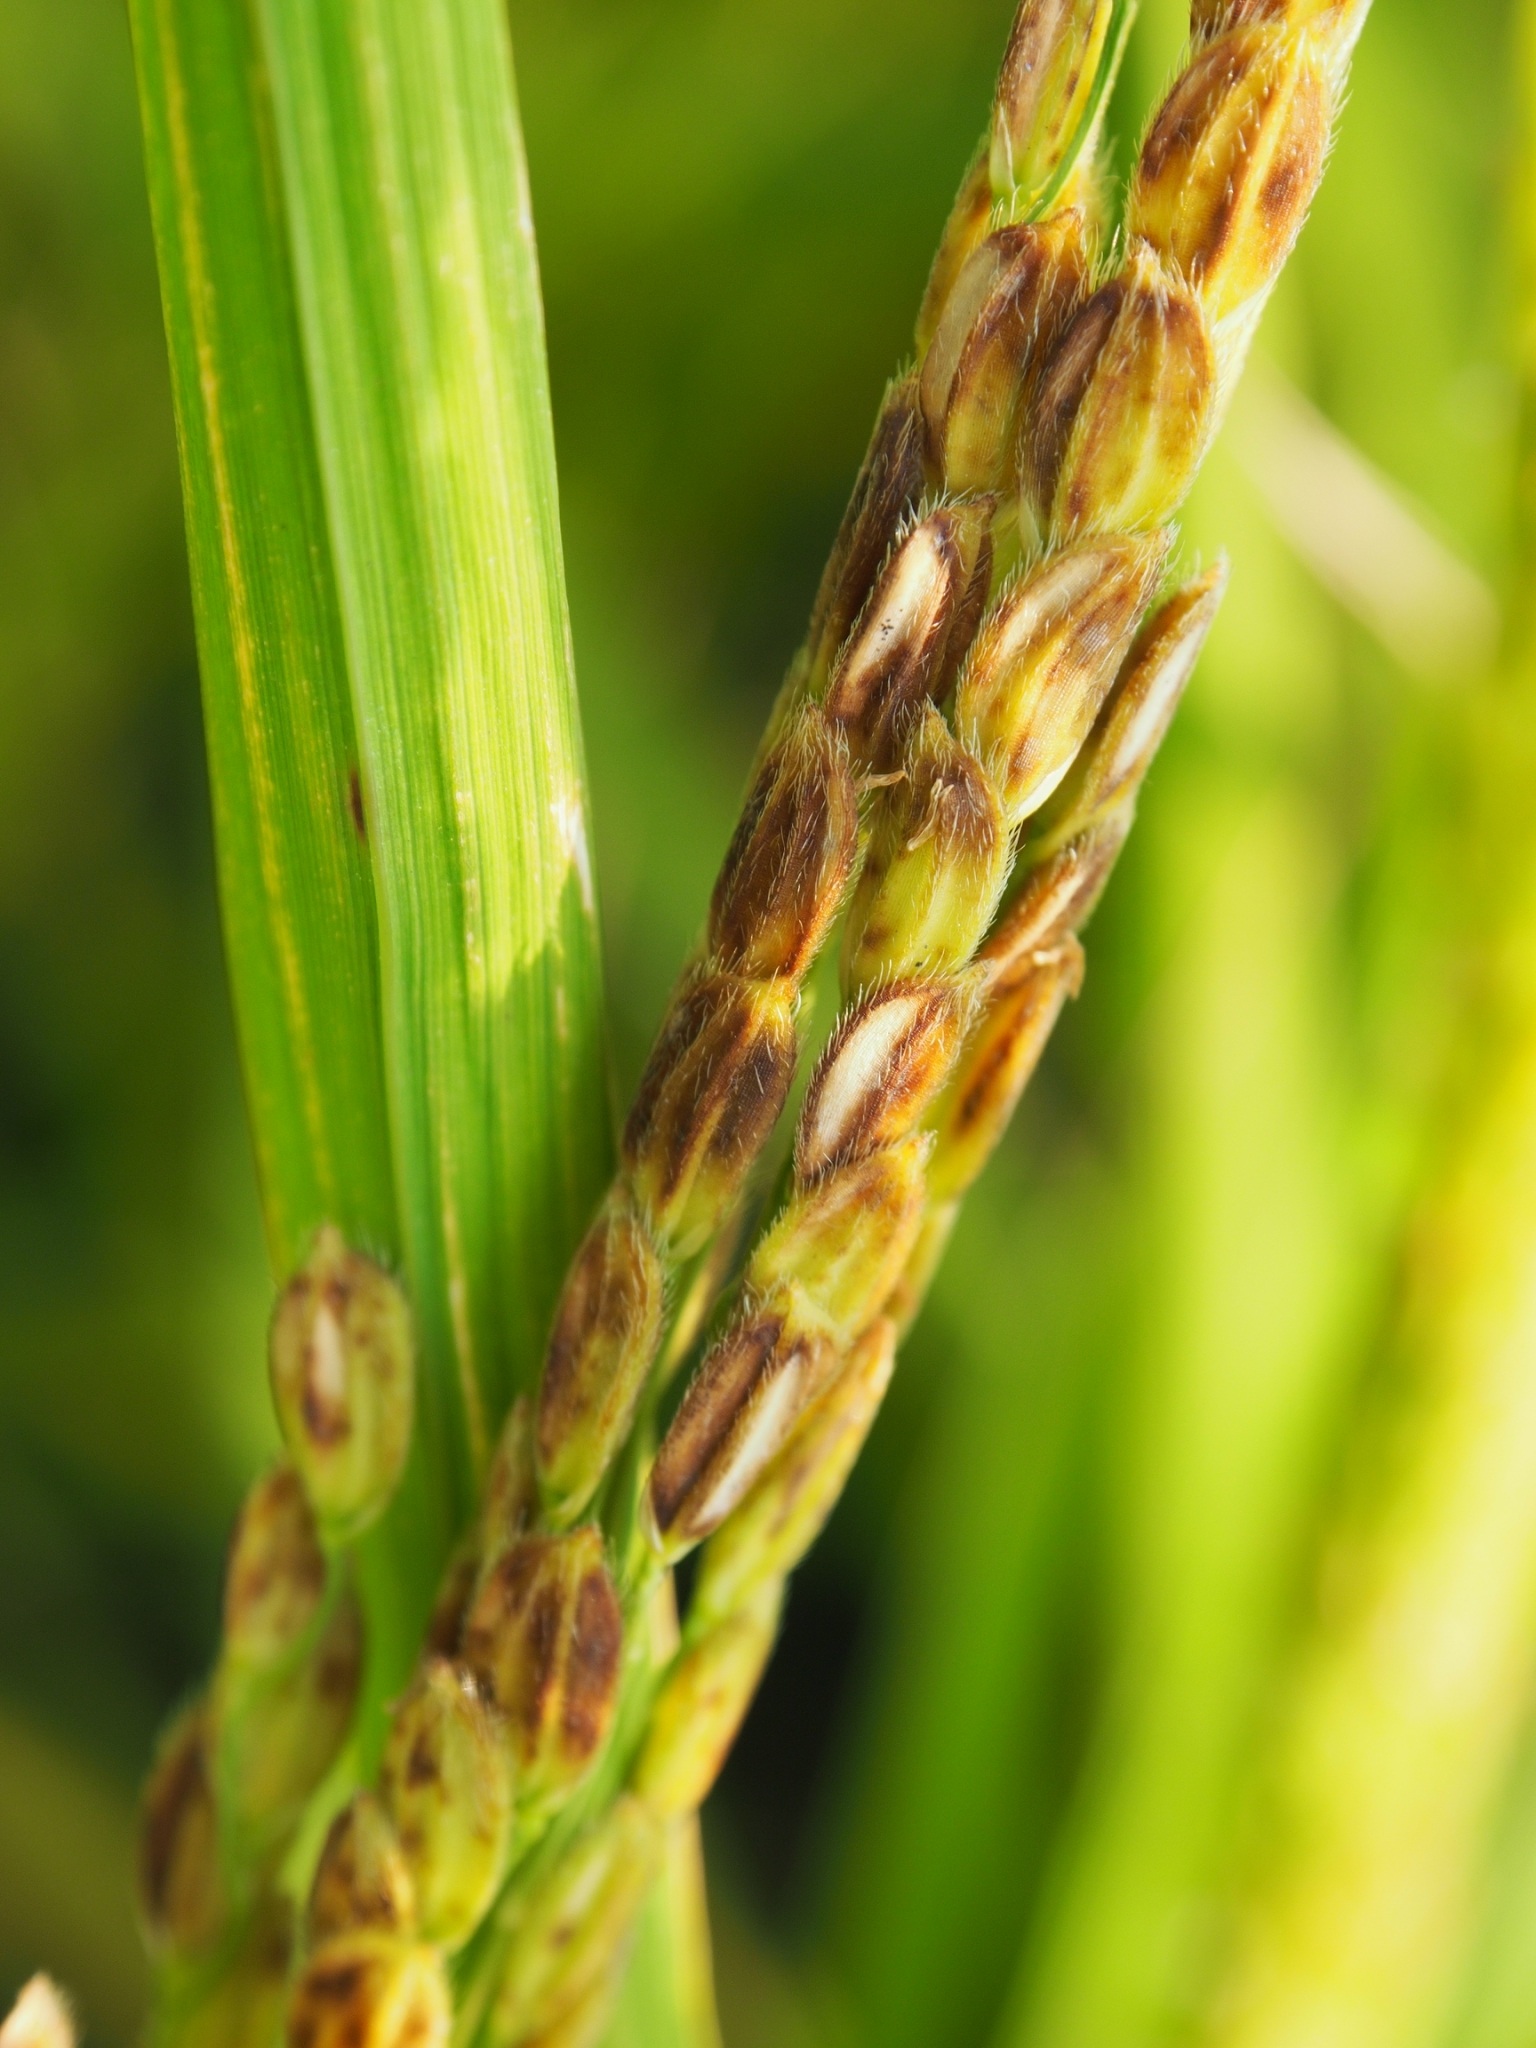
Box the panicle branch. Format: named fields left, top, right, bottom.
left=636, top=0, right=1360, bottom=1571
left=401, top=0, right=1363, bottom=2028
left=488, top=0, right=1357, bottom=2020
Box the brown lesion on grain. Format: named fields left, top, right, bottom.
left=304, top=1960, right=366, bottom=2008
left=806, top=377, right=927, bottom=677
left=709, top=712, right=859, bottom=981
left=700, top=1013, right=796, bottom=1180
left=624, top=974, right=797, bottom=1241
left=560, top=1570, right=623, bottom=1762
left=825, top=518, right=965, bottom=770
left=461, top=1528, right=621, bottom=1787
left=522, top=1576, right=564, bottom=1743
left=138, top=1716, right=210, bottom=1928
left=314, top=1595, right=364, bottom=1704
left=650, top=1312, right=784, bottom=1535
left=404, top=1733, right=438, bottom=1790
left=799, top=983, right=963, bottom=1183
left=1025, top=283, right=1122, bottom=514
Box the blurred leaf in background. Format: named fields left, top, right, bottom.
left=0, top=0, right=270, bottom=2031
left=1, top=2, right=1532, bottom=2047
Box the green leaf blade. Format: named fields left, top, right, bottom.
left=130, top=0, right=399, bottom=1282
left=254, top=0, right=611, bottom=1513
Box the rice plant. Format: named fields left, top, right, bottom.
left=3, top=2, right=1536, bottom=2047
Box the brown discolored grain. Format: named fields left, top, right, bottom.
left=991, top=0, right=1116, bottom=202
left=479, top=1398, right=540, bottom=1569
left=955, top=532, right=1169, bottom=822
left=536, top=1202, right=665, bottom=1524
left=928, top=942, right=1084, bottom=1205
left=308, top=1794, right=415, bottom=1945
left=841, top=709, right=1009, bottom=987
left=824, top=506, right=991, bottom=770
left=138, top=1700, right=226, bottom=1956
left=622, top=974, right=797, bottom=1257
left=1039, top=559, right=1228, bottom=843
left=648, top=1311, right=787, bottom=1543
left=919, top=215, right=1091, bottom=497
left=748, top=1140, right=931, bottom=1342
left=798, top=983, right=968, bottom=1182
left=1020, top=279, right=1122, bottom=526
left=218, top=1576, right=363, bottom=1847
left=223, top=1463, right=328, bottom=1668
left=647, top=1298, right=852, bottom=1556
left=914, top=150, right=994, bottom=355
left=287, top=1938, right=449, bottom=2048
left=562, top=1572, right=625, bottom=1761
left=423, top=1542, right=478, bottom=1660
left=378, top=1661, right=510, bottom=1948
left=708, top=708, right=859, bottom=981
left=1191, top=0, right=1346, bottom=36
left=1031, top=243, right=1216, bottom=537
left=692, top=1319, right=898, bottom=1627
left=1132, top=24, right=1329, bottom=326
left=978, top=818, right=1130, bottom=985
left=268, top=1225, right=415, bottom=1541
left=460, top=1527, right=621, bottom=1801
left=804, top=376, right=928, bottom=690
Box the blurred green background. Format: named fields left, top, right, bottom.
left=2, top=1, right=1531, bottom=2045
